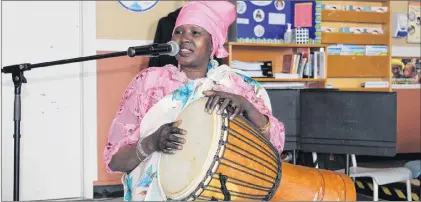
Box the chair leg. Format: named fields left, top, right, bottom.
left=373, top=179, right=379, bottom=201
left=406, top=180, right=412, bottom=201
left=418, top=176, right=421, bottom=202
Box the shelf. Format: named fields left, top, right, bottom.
left=327, top=55, right=390, bottom=77
left=321, top=32, right=389, bottom=45
left=228, top=42, right=327, bottom=48
left=253, top=78, right=326, bottom=82
left=339, top=88, right=390, bottom=92
left=322, top=10, right=389, bottom=24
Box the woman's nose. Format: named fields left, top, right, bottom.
left=180, top=32, right=192, bottom=43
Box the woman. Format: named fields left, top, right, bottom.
left=104, top=1, right=285, bottom=201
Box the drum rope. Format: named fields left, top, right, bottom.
left=219, top=173, right=231, bottom=201
left=201, top=173, right=232, bottom=201
left=205, top=186, right=267, bottom=200
left=207, top=185, right=269, bottom=198
left=220, top=157, right=278, bottom=180
left=211, top=176, right=272, bottom=191
left=226, top=140, right=278, bottom=172
left=224, top=146, right=278, bottom=174
left=231, top=118, right=279, bottom=154
left=229, top=119, right=280, bottom=160
left=223, top=115, right=283, bottom=201
left=218, top=162, right=275, bottom=184
left=228, top=131, right=278, bottom=162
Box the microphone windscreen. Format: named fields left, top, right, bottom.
left=167, top=41, right=180, bottom=56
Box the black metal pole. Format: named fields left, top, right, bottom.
left=345, top=154, right=350, bottom=176
left=13, top=70, right=24, bottom=201
left=2, top=50, right=128, bottom=201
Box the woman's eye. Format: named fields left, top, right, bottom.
left=192, top=31, right=201, bottom=35
left=174, top=30, right=182, bottom=34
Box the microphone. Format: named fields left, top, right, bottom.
left=127, top=41, right=180, bottom=57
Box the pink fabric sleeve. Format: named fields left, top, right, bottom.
left=243, top=89, right=286, bottom=153
left=104, top=72, right=145, bottom=174
left=216, top=73, right=286, bottom=153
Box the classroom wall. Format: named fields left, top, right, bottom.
left=390, top=1, right=421, bottom=153
left=394, top=89, right=421, bottom=153
left=95, top=1, right=187, bottom=186
left=1, top=1, right=97, bottom=200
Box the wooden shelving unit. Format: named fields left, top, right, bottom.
left=226, top=1, right=392, bottom=92
left=321, top=32, right=390, bottom=45
left=320, top=0, right=392, bottom=92
left=322, top=10, right=390, bottom=24
left=227, top=42, right=327, bottom=87
left=340, top=88, right=391, bottom=92
left=327, top=55, right=389, bottom=77
left=228, top=42, right=326, bottom=48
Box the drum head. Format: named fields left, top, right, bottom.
left=158, top=98, right=224, bottom=200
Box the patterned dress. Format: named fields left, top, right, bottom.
left=104, top=62, right=286, bottom=201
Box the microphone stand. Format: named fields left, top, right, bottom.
left=1, top=50, right=132, bottom=201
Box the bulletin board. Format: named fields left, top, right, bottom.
left=407, top=1, right=421, bottom=44
left=230, top=0, right=321, bottom=44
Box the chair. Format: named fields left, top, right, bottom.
left=404, top=160, right=421, bottom=200
left=405, top=160, right=421, bottom=179
left=312, top=152, right=413, bottom=201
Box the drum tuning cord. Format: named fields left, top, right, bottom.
left=210, top=173, right=231, bottom=201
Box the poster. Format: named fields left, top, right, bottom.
left=232, top=0, right=320, bottom=44
left=391, top=57, right=421, bottom=87
left=407, top=1, right=420, bottom=43
left=117, top=1, right=159, bottom=13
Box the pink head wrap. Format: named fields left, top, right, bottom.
left=173, top=1, right=236, bottom=58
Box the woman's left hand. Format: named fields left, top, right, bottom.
left=203, top=90, right=252, bottom=120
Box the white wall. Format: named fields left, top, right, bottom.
left=1, top=1, right=97, bottom=200
left=80, top=1, right=98, bottom=200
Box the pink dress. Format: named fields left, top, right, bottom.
left=104, top=64, right=285, bottom=175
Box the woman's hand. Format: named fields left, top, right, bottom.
left=144, top=120, right=187, bottom=154
left=203, top=90, right=252, bottom=120
left=203, top=90, right=270, bottom=139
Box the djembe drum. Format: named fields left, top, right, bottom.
left=158, top=98, right=356, bottom=201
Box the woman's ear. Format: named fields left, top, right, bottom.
left=208, top=37, right=213, bottom=56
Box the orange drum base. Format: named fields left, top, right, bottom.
left=271, top=162, right=357, bottom=201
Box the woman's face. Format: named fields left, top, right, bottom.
left=172, top=24, right=212, bottom=68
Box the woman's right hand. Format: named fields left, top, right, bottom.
left=145, top=120, right=187, bottom=154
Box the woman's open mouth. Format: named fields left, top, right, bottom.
left=179, top=48, right=193, bottom=56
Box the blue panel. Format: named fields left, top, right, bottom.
left=234, top=0, right=321, bottom=44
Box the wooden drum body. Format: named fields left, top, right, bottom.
left=158, top=98, right=356, bottom=201
left=272, top=163, right=356, bottom=201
